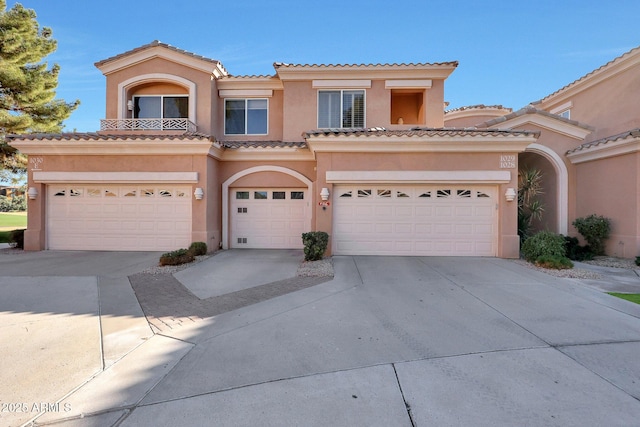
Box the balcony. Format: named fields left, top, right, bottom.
left=100, top=118, right=197, bottom=133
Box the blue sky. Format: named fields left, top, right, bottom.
left=6, top=0, right=640, bottom=133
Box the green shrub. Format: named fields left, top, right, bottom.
left=188, top=241, right=207, bottom=256
left=635, top=257, right=640, bottom=267
left=572, top=214, right=611, bottom=256
left=521, top=231, right=566, bottom=262
left=159, top=248, right=194, bottom=266
left=0, top=195, right=26, bottom=212
left=535, top=255, right=574, bottom=270
left=9, top=229, right=24, bottom=249
left=302, top=231, right=329, bottom=261
left=563, top=235, right=594, bottom=261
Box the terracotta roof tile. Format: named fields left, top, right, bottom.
left=445, top=104, right=511, bottom=114
left=304, top=127, right=538, bottom=138
left=94, top=40, right=221, bottom=68
left=273, top=61, right=458, bottom=69
left=6, top=132, right=214, bottom=142
left=566, top=128, right=640, bottom=155
left=222, top=141, right=307, bottom=149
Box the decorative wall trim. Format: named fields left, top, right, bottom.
left=33, top=172, right=199, bottom=183
left=218, top=89, right=273, bottom=98
left=326, top=170, right=511, bottom=184
left=385, top=79, right=432, bottom=89
left=312, top=80, right=371, bottom=88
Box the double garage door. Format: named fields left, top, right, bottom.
left=332, top=185, right=497, bottom=256
left=47, top=185, right=192, bottom=251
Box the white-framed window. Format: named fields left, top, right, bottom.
left=225, top=99, right=268, bottom=135
left=318, top=90, right=365, bottom=128
left=133, top=95, right=188, bottom=119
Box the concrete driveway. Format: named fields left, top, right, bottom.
left=2, top=250, right=640, bottom=426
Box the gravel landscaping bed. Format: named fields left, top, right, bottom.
left=582, top=256, right=640, bottom=270
left=511, top=259, right=603, bottom=279
left=142, top=252, right=335, bottom=278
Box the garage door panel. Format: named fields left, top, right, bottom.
left=231, top=188, right=307, bottom=249
left=333, top=185, right=496, bottom=256
left=47, top=185, right=192, bottom=251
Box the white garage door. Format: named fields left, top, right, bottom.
left=333, top=185, right=497, bottom=256
left=231, top=188, right=307, bottom=249
left=47, top=185, right=192, bottom=251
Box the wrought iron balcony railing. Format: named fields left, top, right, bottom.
left=100, top=118, right=197, bottom=132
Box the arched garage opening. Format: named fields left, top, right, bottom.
left=221, top=166, right=313, bottom=249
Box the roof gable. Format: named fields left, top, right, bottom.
left=479, top=106, right=592, bottom=140
left=95, top=40, right=228, bottom=77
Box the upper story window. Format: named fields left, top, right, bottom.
left=558, top=109, right=571, bottom=119
left=133, top=95, right=188, bottom=119
left=225, top=99, right=268, bottom=135
left=318, top=90, right=365, bottom=128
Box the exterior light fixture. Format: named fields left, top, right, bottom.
left=505, top=188, right=516, bottom=202
left=127, top=100, right=134, bottom=111
left=194, top=188, right=204, bottom=200
left=320, top=187, right=330, bottom=201
left=27, top=187, right=38, bottom=200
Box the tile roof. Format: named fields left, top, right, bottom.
left=94, top=40, right=221, bottom=68
left=445, top=104, right=511, bottom=114
left=566, top=128, right=640, bottom=155
left=477, top=105, right=593, bottom=130
left=534, top=46, right=640, bottom=104
left=274, top=61, right=458, bottom=69
left=305, top=127, right=538, bottom=138
left=5, top=132, right=214, bottom=142
left=221, top=141, right=307, bottom=149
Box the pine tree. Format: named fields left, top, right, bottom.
left=0, top=0, right=79, bottom=174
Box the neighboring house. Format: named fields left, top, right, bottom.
left=0, top=186, right=24, bottom=199
left=12, top=41, right=636, bottom=258
left=445, top=46, right=640, bottom=258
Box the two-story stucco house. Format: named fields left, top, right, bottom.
left=10, top=41, right=638, bottom=258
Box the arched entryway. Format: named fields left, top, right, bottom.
left=519, top=143, right=568, bottom=234
left=221, top=166, right=313, bottom=249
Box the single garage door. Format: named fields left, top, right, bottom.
left=47, top=185, right=192, bottom=251
left=332, top=185, right=497, bottom=256
left=231, top=188, right=307, bottom=249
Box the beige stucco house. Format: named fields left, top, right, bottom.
left=8, top=42, right=639, bottom=258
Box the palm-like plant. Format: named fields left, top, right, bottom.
left=518, top=168, right=545, bottom=242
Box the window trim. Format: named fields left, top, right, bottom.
left=132, top=94, right=189, bottom=119
left=224, top=98, right=269, bottom=136
left=317, top=89, right=366, bottom=129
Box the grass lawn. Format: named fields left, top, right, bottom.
left=0, top=211, right=27, bottom=229
left=608, top=293, right=640, bottom=305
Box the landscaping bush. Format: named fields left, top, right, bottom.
left=9, top=229, right=24, bottom=249
left=159, top=248, right=194, bottom=266
left=0, top=195, right=26, bottom=212
left=302, top=231, right=329, bottom=261
left=572, top=214, right=611, bottom=256
left=521, top=231, right=566, bottom=262
left=535, top=254, right=574, bottom=270
left=635, top=257, right=640, bottom=267
left=563, top=235, right=594, bottom=261
left=188, top=241, right=207, bottom=256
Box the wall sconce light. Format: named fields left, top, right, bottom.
left=320, top=187, right=330, bottom=201
left=27, top=187, right=38, bottom=200
left=194, top=188, right=204, bottom=200
left=505, top=188, right=516, bottom=202
left=127, top=100, right=134, bottom=111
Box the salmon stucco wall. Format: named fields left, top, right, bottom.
left=574, top=153, right=640, bottom=258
